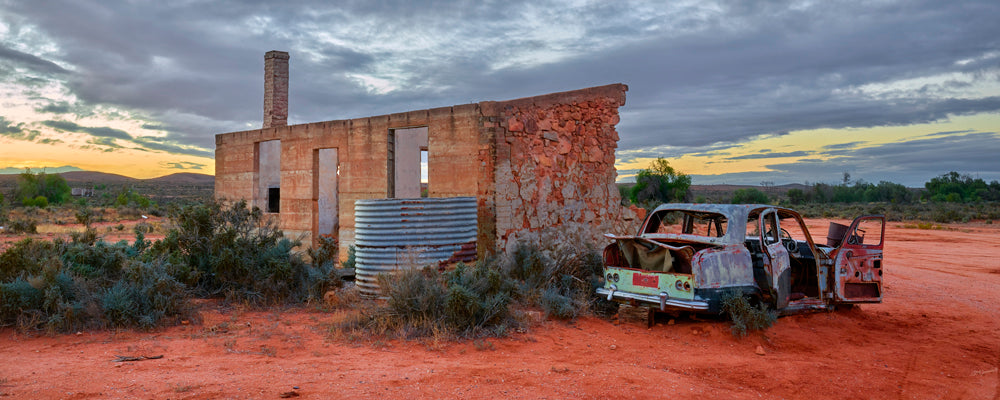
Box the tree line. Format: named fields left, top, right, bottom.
left=624, top=158, right=999, bottom=205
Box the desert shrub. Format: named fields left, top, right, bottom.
left=371, top=261, right=515, bottom=338
left=342, top=245, right=357, bottom=269
left=75, top=207, right=95, bottom=227
left=68, top=226, right=100, bottom=245
left=502, top=233, right=605, bottom=320
left=0, top=261, right=95, bottom=332
left=540, top=286, right=577, bottom=319
left=731, top=188, right=770, bottom=204
left=0, top=238, right=60, bottom=281
left=335, top=227, right=611, bottom=341
left=102, top=259, right=190, bottom=329
left=378, top=266, right=448, bottom=336
left=308, top=235, right=339, bottom=269
left=443, top=262, right=513, bottom=333
left=60, top=238, right=130, bottom=281
left=0, top=278, right=43, bottom=323
left=6, top=218, right=37, bottom=234
left=719, top=290, right=776, bottom=338
left=150, top=199, right=333, bottom=305
left=114, top=186, right=154, bottom=209
left=0, top=228, right=192, bottom=332
left=15, top=169, right=71, bottom=206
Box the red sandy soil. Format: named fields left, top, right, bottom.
left=1, top=219, right=998, bottom=399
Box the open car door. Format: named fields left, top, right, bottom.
left=758, top=209, right=791, bottom=309
left=833, top=215, right=885, bottom=303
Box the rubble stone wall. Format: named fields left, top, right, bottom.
left=485, top=84, right=630, bottom=251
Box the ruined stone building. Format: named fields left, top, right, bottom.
left=214, top=51, right=630, bottom=260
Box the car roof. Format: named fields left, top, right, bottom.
left=641, top=203, right=804, bottom=245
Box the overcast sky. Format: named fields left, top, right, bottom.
left=1, top=0, right=998, bottom=186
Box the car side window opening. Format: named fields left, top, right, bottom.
left=647, top=211, right=727, bottom=238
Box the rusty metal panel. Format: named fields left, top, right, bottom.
left=691, top=245, right=756, bottom=289
left=354, top=197, right=477, bottom=296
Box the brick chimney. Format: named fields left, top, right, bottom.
left=263, top=51, right=289, bottom=129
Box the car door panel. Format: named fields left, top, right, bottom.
left=833, top=215, right=885, bottom=302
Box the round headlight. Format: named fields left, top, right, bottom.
left=612, top=273, right=620, bottom=282
left=675, top=280, right=683, bottom=290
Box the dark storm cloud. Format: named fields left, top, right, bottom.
left=38, top=119, right=212, bottom=156
left=0, top=44, right=67, bottom=74
left=160, top=161, right=206, bottom=170
left=1, top=0, right=998, bottom=181
left=726, top=151, right=813, bottom=160
left=0, top=116, right=24, bottom=135
left=821, top=141, right=867, bottom=151
left=0, top=116, right=39, bottom=141
left=41, top=120, right=133, bottom=140
left=133, top=137, right=213, bottom=158
left=36, top=102, right=70, bottom=114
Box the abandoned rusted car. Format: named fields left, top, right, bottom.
left=597, top=204, right=884, bottom=314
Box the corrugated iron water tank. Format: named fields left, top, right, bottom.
left=354, top=197, right=477, bottom=296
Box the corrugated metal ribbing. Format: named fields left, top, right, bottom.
left=354, top=197, right=477, bottom=296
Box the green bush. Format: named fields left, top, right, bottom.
left=15, top=169, right=70, bottom=206
left=540, top=286, right=577, bottom=320
left=502, top=239, right=603, bottom=320
left=0, top=226, right=193, bottom=332
left=113, top=186, right=153, bottom=209
left=371, top=262, right=514, bottom=338
left=6, top=218, right=37, bottom=234
left=102, top=260, right=189, bottom=329
left=719, top=290, right=776, bottom=338
left=341, top=245, right=357, bottom=269
left=149, top=199, right=332, bottom=305
left=732, top=188, right=770, bottom=204
left=0, top=238, right=59, bottom=281
left=628, top=158, right=691, bottom=204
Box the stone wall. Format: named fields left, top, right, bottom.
left=215, top=83, right=631, bottom=259
left=486, top=84, right=631, bottom=251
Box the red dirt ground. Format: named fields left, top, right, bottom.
left=1, top=219, right=998, bottom=399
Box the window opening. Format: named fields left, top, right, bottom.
left=420, top=149, right=428, bottom=198
left=391, top=127, right=428, bottom=198
left=267, top=187, right=280, bottom=213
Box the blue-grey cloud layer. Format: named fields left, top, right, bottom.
left=1, top=0, right=998, bottom=185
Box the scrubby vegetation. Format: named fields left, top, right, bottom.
left=731, top=188, right=770, bottom=204
left=719, top=290, right=777, bottom=338
left=0, top=199, right=338, bottom=333
left=148, top=199, right=333, bottom=305
left=15, top=169, right=71, bottom=206
left=0, top=236, right=191, bottom=332
left=331, top=229, right=613, bottom=341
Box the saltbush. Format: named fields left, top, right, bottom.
left=6, top=218, right=37, bottom=234
left=719, top=290, right=777, bottom=338
left=373, top=261, right=514, bottom=338
left=149, top=199, right=333, bottom=305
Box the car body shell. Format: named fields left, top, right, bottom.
left=597, top=203, right=884, bottom=314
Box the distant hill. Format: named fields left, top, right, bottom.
left=146, top=173, right=214, bottom=185
left=60, top=171, right=137, bottom=183
left=0, top=170, right=213, bottom=187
